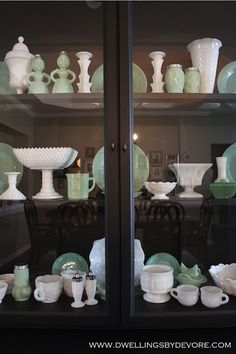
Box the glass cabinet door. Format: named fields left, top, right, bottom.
left=0, top=1, right=120, bottom=327
left=120, top=1, right=236, bottom=328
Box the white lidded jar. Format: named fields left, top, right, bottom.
left=4, top=36, right=33, bottom=94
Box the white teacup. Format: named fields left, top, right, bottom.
left=0, top=281, right=8, bottom=303
left=140, top=264, right=174, bottom=303
left=61, top=270, right=86, bottom=297
left=200, top=286, right=229, bottom=308
left=170, top=284, right=199, bottom=306
left=34, top=275, right=63, bottom=303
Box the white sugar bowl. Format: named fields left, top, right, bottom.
left=4, top=36, right=33, bottom=94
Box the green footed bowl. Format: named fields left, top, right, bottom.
left=210, top=182, right=236, bottom=199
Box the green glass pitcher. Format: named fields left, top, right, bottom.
left=66, top=173, right=95, bottom=200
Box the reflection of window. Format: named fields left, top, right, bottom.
left=85, top=147, right=95, bottom=158
left=148, top=151, right=163, bottom=165
left=149, top=166, right=163, bottom=181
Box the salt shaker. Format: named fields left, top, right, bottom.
left=85, top=270, right=98, bottom=306
left=71, top=272, right=85, bottom=308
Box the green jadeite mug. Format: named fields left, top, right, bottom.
left=66, top=173, right=95, bottom=200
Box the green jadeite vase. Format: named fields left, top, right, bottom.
left=51, top=51, right=76, bottom=93
left=184, top=67, right=201, bottom=93
left=12, top=264, right=32, bottom=301
left=26, top=54, right=51, bottom=94
left=165, top=64, right=184, bottom=93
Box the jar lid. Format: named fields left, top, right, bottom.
left=5, top=36, right=33, bottom=61
left=86, top=270, right=96, bottom=280
left=14, top=264, right=28, bottom=270
left=185, top=67, right=199, bottom=72
left=167, top=64, right=182, bottom=69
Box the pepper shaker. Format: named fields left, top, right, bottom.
left=85, top=270, right=98, bottom=306
left=12, top=264, right=32, bottom=301
left=71, top=272, right=85, bottom=308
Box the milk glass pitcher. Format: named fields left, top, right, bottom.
left=66, top=173, right=95, bottom=199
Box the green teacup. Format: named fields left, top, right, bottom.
left=66, top=173, right=95, bottom=200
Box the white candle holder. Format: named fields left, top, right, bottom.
left=149, top=51, right=166, bottom=93
left=76, top=51, right=92, bottom=93
left=0, top=172, right=26, bottom=200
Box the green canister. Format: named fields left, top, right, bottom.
left=12, top=264, right=32, bottom=301
left=184, top=67, right=201, bottom=93
left=165, top=64, right=184, bottom=93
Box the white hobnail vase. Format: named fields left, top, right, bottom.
left=187, top=38, right=222, bottom=93
left=149, top=51, right=166, bottom=93
left=76, top=51, right=92, bottom=93
left=215, top=156, right=229, bottom=182
left=0, top=172, right=26, bottom=200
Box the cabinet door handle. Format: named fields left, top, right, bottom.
left=110, top=142, right=115, bottom=151
left=122, top=144, right=127, bottom=152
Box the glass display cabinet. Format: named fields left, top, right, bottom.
left=0, top=1, right=236, bottom=331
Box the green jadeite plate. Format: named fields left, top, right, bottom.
left=92, top=144, right=149, bottom=195
left=91, top=63, right=147, bottom=93
left=223, top=143, right=236, bottom=182
left=146, top=252, right=181, bottom=277
left=52, top=252, right=89, bottom=275
left=217, top=61, right=236, bottom=109
left=0, top=142, right=23, bottom=194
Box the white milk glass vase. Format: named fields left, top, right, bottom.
left=187, top=38, right=222, bottom=93
left=149, top=51, right=166, bottom=93
left=215, top=156, right=229, bottom=182
left=76, top=51, right=92, bottom=93
left=0, top=172, right=26, bottom=200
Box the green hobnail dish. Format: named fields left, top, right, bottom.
left=210, top=182, right=236, bottom=199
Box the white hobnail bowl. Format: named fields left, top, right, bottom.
left=13, top=147, right=78, bottom=199
left=209, top=263, right=236, bottom=296
left=13, top=147, right=77, bottom=170
left=61, top=270, right=86, bottom=297
left=0, top=281, right=8, bottom=303
left=144, top=181, right=177, bottom=200
left=0, top=274, right=14, bottom=294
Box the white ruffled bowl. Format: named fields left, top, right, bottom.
left=209, top=263, right=236, bottom=296
left=144, top=181, right=177, bottom=200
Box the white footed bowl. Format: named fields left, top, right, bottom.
left=13, top=147, right=78, bottom=170
left=145, top=181, right=177, bottom=200
left=209, top=263, right=236, bottom=296
left=169, top=163, right=212, bottom=199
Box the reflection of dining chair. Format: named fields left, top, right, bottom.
left=198, top=197, right=215, bottom=266
left=24, top=199, right=55, bottom=273
left=56, top=201, right=104, bottom=262
left=142, top=201, right=185, bottom=262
